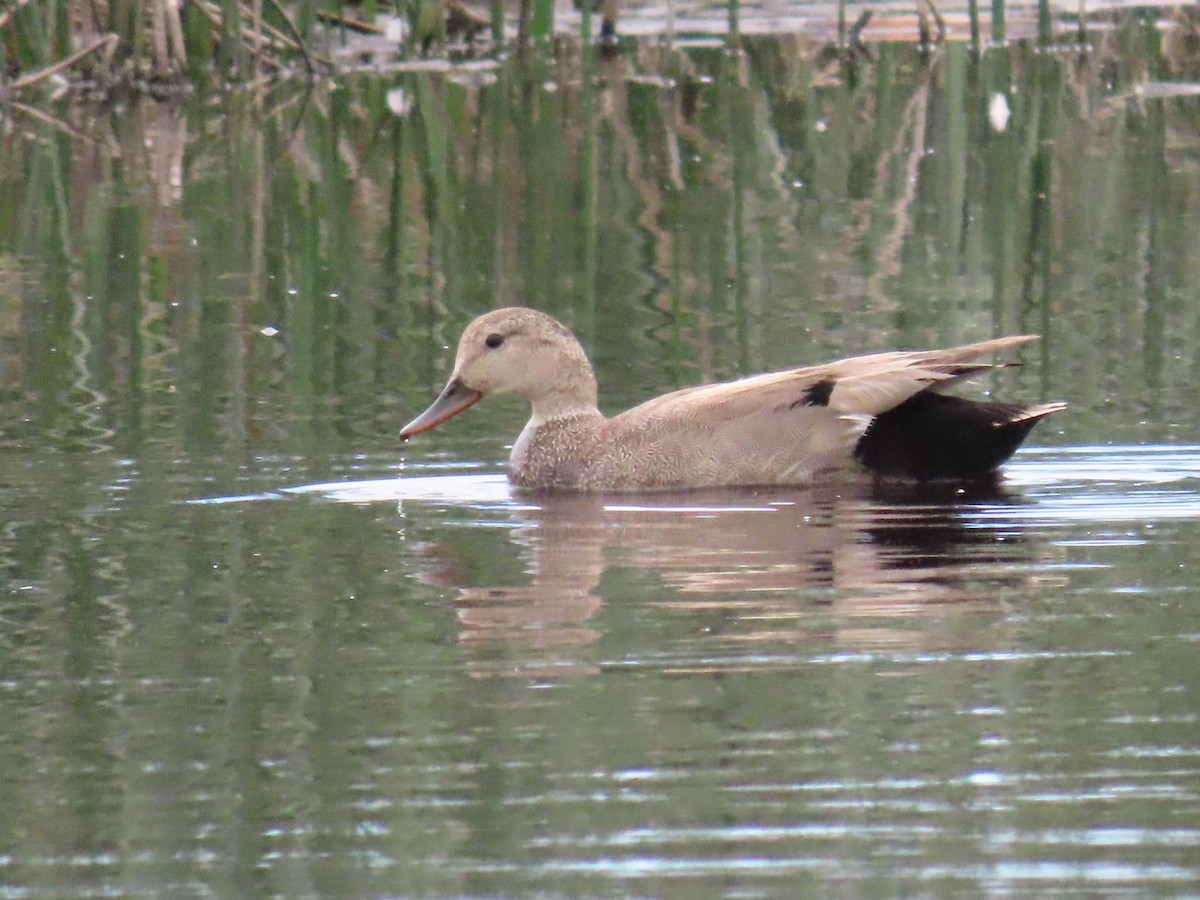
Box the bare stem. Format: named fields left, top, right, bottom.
left=6, top=33, right=120, bottom=92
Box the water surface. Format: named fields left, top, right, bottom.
left=3, top=21, right=1200, bottom=897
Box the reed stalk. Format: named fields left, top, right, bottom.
left=490, top=0, right=504, bottom=44
left=530, top=0, right=554, bottom=41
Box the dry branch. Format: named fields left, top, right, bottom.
left=5, top=33, right=120, bottom=92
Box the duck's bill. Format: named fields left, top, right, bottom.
left=400, top=377, right=483, bottom=440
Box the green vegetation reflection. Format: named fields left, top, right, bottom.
left=2, top=32, right=1199, bottom=467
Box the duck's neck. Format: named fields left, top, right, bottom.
left=511, top=399, right=605, bottom=489
left=527, top=368, right=600, bottom=426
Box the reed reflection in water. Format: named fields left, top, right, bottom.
left=4, top=30, right=1199, bottom=459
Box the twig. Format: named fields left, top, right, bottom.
left=165, top=0, right=189, bottom=67
left=261, top=0, right=323, bottom=76
left=193, top=0, right=330, bottom=72
left=0, top=99, right=115, bottom=152
left=314, top=10, right=386, bottom=35
left=237, top=0, right=324, bottom=70
left=149, top=0, right=189, bottom=71
left=6, top=33, right=120, bottom=92
left=190, top=0, right=286, bottom=70
left=848, top=9, right=872, bottom=55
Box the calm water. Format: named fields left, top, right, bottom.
left=3, top=19, right=1200, bottom=897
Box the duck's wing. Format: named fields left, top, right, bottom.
left=621, top=335, right=1039, bottom=422
left=601, top=336, right=1041, bottom=484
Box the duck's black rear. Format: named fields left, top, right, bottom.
left=854, top=391, right=1054, bottom=482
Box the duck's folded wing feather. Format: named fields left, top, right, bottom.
left=620, top=335, right=1039, bottom=424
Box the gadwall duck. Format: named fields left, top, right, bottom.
left=400, top=308, right=1065, bottom=491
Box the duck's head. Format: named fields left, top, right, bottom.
left=400, top=307, right=599, bottom=440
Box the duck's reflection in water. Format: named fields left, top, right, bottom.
left=411, top=481, right=1061, bottom=677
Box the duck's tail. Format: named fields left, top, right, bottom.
left=853, top=393, right=1066, bottom=482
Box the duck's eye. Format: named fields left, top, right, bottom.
left=484, top=333, right=504, bottom=349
